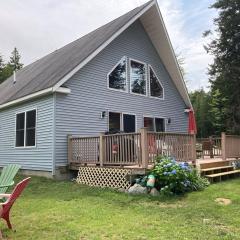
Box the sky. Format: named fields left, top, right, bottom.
left=0, top=0, right=217, bottom=91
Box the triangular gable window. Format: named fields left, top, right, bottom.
left=108, top=57, right=127, bottom=91
left=149, top=66, right=164, bottom=99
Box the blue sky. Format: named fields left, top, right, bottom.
left=0, top=0, right=217, bottom=91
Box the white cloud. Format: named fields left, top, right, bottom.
left=0, top=0, right=216, bottom=91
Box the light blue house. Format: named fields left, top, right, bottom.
left=0, top=0, right=192, bottom=178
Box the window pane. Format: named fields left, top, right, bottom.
left=155, top=118, right=165, bottom=132
left=16, top=113, right=25, bottom=130
left=123, top=114, right=135, bottom=133
left=16, top=130, right=24, bottom=147
left=26, top=110, right=36, bottom=128
left=150, top=67, right=163, bottom=98
left=109, top=112, right=121, bottom=133
left=109, top=57, right=126, bottom=91
left=130, top=60, right=146, bottom=95
left=144, top=117, right=154, bottom=131
left=26, top=129, right=36, bottom=146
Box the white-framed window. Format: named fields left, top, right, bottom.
left=108, top=112, right=136, bottom=133
left=107, top=57, right=127, bottom=92
left=144, top=116, right=165, bottom=132
left=130, top=59, right=147, bottom=96
left=149, top=65, right=164, bottom=99
left=15, top=109, right=37, bottom=147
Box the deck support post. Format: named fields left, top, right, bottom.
left=209, top=136, right=214, bottom=158
left=222, top=132, right=226, bottom=160
left=140, top=128, right=149, bottom=169
left=99, top=133, right=105, bottom=167
left=67, top=135, right=73, bottom=164
left=192, top=134, right=197, bottom=165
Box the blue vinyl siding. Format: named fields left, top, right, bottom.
left=55, top=20, right=189, bottom=167
left=0, top=95, right=54, bottom=172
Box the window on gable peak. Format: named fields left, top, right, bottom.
left=108, top=57, right=127, bottom=91
left=130, top=60, right=146, bottom=95
left=149, top=66, right=164, bottom=98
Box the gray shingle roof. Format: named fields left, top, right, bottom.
left=0, top=0, right=152, bottom=105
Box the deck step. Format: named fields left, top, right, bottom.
left=200, top=160, right=232, bottom=170
left=205, top=170, right=240, bottom=178
left=201, top=166, right=233, bottom=172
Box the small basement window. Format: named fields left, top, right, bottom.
left=16, top=109, right=36, bottom=147
left=130, top=59, right=147, bottom=95
left=149, top=66, right=164, bottom=98
left=108, top=57, right=127, bottom=91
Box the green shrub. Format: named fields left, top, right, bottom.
left=150, top=156, right=209, bottom=195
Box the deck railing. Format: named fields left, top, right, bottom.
left=148, top=132, right=196, bottom=163
left=222, top=133, right=240, bottom=160
left=197, top=137, right=222, bottom=158
left=68, top=128, right=196, bottom=168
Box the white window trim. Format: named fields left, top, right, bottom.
left=107, top=56, right=128, bottom=93
left=143, top=115, right=166, bottom=132
left=108, top=111, right=137, bottom=133
left=148, top=65, right=165, bottom=100
left=129, top=58, right=148, bottom=97
left=15, top=108, right=37, bottom=149
left=122, top=112, right=137, bottom=133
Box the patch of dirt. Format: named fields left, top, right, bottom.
left=215, top=198, right=232, bottom=205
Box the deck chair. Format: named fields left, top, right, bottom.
left=0, top=177, right=30, bottom=229
left=0, top=164, right=21, bottom=194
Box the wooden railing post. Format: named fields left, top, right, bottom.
left=67, top=135, right=73, bottom=164
left=192, top=134, right=197, bottom=164
left=140, top=128, right=149, bottom=169
left=99, top=133, right=105, bottom=167
left=222, top=132, right=226, bottom=160
left=209, top=136, right=214, bottom=158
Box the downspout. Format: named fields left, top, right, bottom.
left=52, top=93, right=56, bottom=176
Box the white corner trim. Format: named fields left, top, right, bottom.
left=55, top=87, right=71, bottom=94
left=0, top=87, right=71, bottom=110
left=52, top=1, right=155, bottom=92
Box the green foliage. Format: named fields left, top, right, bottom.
left=150, top=156, right=209, bottom=195
left=189, top=89, right=214, bottom=138
left=204, top=0, right=240, bottom=134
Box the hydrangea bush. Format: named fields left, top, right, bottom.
left=150, top=156, right=209, bottom=195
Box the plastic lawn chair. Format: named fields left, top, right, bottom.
left=0, top=177, right=31, bottom=229
left=0, top=164, right=21, bottom=194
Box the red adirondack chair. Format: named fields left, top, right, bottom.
left=0, top=177, right=31, bottom=229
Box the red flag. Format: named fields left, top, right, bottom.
left=188, top=109, right=197, bottom=134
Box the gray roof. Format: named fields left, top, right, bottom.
left=0, top=0, right=152, bottom=105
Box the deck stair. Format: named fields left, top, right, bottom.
left=200, top=160, right=240, bottom=182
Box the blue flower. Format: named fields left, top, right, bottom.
left=163, top=172, right=168, bottom=176
left=171, top=170, right=177, bottom=174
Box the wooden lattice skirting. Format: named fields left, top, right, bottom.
left=76, top=167, right=132, bottom=190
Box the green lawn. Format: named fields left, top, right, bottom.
left=1, top=176, right=240, bottom=240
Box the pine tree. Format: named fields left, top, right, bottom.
left=9, top=47, right=23, bottom=71
left=204, top=0, right=240, bottom=134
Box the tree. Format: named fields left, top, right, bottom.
left=204, top=0, right=240, bottom=134
left=9, top=47, right=23, bottom=71
left=0, top=48, right=23, bottom=84
left=189, top=89, right=214, bottom=138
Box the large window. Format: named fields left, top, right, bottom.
left=108, top=112, right=136, bottom=133
left=130, top=60, right=146, bottom=95
left=108, top=57, right=127, bottom=91
left=144, top=117, right=165, bottom=132
left=149, top=66, right=163, bottom=98
left=16, top=109, right=36, bottom=147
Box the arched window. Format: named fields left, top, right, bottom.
left=108, top=57, right=127, bottom=91
left=149, top=66, right=164, bottom=99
